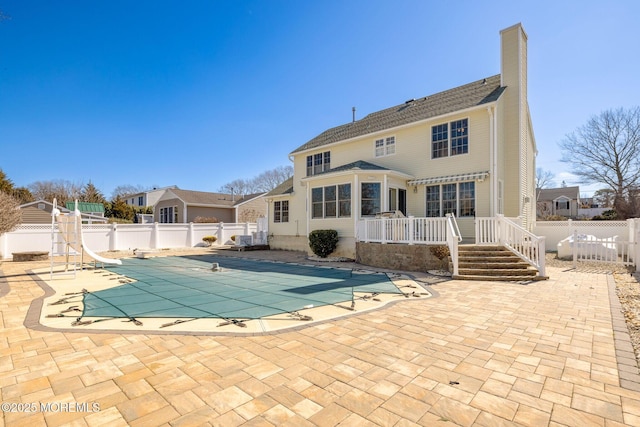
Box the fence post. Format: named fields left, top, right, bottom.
left=382, top=219, right=387, bottom=244
left=152, top=222, right=159, bottom=249
left=0, top=232, right=6, bottom=260
left=409, top=217, right=415, bottom=245
left=188, top=222, right=195, bottom=247
left=636, top=228, right=640, bottom=273
left=538, top=236, right=546, bottom=277
left=218, top=222, right=224, bottom=245
left=110, top=223, right=118, bottom=251
left=572, top=230, right=578, bottom=269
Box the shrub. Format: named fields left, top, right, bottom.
left=0, top=191, right=21, bottom=234
left=202, top=235, right=217, bottom=246
left=429, top=245, right=450, bottom=270
left=194, top=216, right=219, bottom=223
left=308, top=230, right=339, bottom=258
left=230, top=235, right=236, bottom=242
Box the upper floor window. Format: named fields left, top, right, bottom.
left=432, top=118, right=468, bottom=158
left=375, top=136, right=396, bottom=157
left=306, top=151, right=331, bottom=176
left=274, top=200, right=289, bottom=223
left=138, top=196, right=144, bottom=206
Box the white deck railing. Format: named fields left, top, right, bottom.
left=476, top=215, right=546, bottom=276
left=445, top=214, right=462, bottom=276
left=358, top=217, right=449, bottom=244
left=357, top=215, right=461, bottom=275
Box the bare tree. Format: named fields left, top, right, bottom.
left=0, top=191, right=21, bottom=234
left=219, top=166, right=294, bottom=195
left=218, top=179, right=253, bottom=198
left=111, top=184, right=147, bottom=200
left=251, top=166, right=294, bottom=193
left=28, top=180, right=83, bottom=203
left=535, top=168, right=555, bottom=189
left=559, top=107, right=640, bottom=219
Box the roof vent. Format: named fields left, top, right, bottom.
left=482, top=78, right=487, bottom=85
left=405, top=98, right=415, bottom=104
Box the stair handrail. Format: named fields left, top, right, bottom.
left=499, top=215, right=546, bottom=277
left=446, top=213, right=461, bottom=276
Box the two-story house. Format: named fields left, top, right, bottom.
left=266, top=23, right=537, bottom=258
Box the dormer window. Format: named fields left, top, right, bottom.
left=375, top=136, right=395, bottom=157
left=306, top=151, right=331, bottom=176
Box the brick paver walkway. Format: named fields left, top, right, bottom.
left=1, top=251, right=639, bottom=426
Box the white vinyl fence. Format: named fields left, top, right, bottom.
left=0, top=222, right=263, bottom=260
left=533, top=219, right=637, bottom=249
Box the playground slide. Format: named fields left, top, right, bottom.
left=79, top=231, right=122, bottom=265
left=53, top=204, right=122, bottom=266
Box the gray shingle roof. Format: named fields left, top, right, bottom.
left=170, top=189, right=238, bottom=206
left=536, top=186, right=580, bottom=201
left=313, top=160, right=390, bottom=176
left=292, top=75, right=505, bottom=154
left=265, top=177, right=294, bottom=197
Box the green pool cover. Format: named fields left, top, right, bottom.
left=80, top=255, right=403, bottom=322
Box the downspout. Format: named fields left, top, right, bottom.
left=353, top=174, right=359, bottom=240
left=305, top=181, right=310, bottom=237
left=487, top=106, right=496, bottom=216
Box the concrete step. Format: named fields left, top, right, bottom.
left=459, top=262, right=531, bottom=269
left=453, top=274, right=548, bottom=282
left=458, top=268, right=537, bottom=276
left=453, top=244, right=546, bottom=282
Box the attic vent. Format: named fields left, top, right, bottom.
left=405, top=98, right=415, bottom=104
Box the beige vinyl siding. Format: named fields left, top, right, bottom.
left=187, top=206, right=233, bottom=223
left=20, top=206, right=53, bottom=224
left=236, top=197, right=267, bottom=222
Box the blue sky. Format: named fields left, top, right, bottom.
left=1, top=1, right=639, bottom=198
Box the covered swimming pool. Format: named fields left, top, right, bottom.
left=72, top=255, right=409, bottom=327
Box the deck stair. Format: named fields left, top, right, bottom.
left=453, top=245, right=545, bottom=282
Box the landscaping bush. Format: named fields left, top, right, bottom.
left=194, top=216, right=219, bottom=223
left=429, top=245, right=450, bottom=270
left=0, top=191, right=21, bottom=234
left=230, top=235, right=236, bottom=242
left=308, top=229, right=339, bottom=258
left=202, top=235, right=217, bottom=246
left=592, top=209, right=617, bottom=220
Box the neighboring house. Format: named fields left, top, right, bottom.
left=19, top=200, right=107, bottom=224
left=266, top=23, right=537, bottom=258
left=536, top=186, right=580, bottom=219
left=124, top=185, right=179, bottom=210
left=154, top=189, right=267, bottom=224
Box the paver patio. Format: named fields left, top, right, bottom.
left=1, top=249, right=639, bottom=426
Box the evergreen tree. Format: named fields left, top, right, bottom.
left=80, top=182, right=106, bottom=204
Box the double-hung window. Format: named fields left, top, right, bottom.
left=306, top=151, right=331, bottom=176
left=361, top=183, right=381, bottom=217
left=312, top=184, right=351, bottom=218
left=425, top=182, right=475, bottom=217
left=274, top=200, right=289, bottom=223
left=432, top=118, right=468, bottom=158
left=375, top=136, right=396, bottom=157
